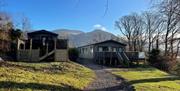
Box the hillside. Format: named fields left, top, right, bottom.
left=22, top=29, right=121, bottom=48
left=0, top=61, right=95, bottom=91
left=53, top=29, right=84, bottom=39
left=54, top=29, right=119, bottom=47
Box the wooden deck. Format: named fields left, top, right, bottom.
left=94, top=52, right=145, bottom=66
left=94, top=52, right=117, bottom=66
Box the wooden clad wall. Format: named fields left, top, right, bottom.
left=17, top=49, right=40, bottom=62
left=55, top=49, right=68, bottom=61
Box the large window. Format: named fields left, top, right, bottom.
left=102, top=47, right=108, bottom=52
left=98, top=46, right=109, bottom=52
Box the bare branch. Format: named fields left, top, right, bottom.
left=103, top=0, right=109, bottom=17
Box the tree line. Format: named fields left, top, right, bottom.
left=115, top=0, right=180, bottom=71
left=0, top=12, right=31, bottom=41
left=116, top=0, right=180, bottom=58
left=0, top=0, right=31, bottom=55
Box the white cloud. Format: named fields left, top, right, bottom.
left=93, top=24, right=107, bottom=31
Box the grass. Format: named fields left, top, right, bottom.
left=0, top=61, right=95, bottom=91
left=111, top=66, right=180, bottom=91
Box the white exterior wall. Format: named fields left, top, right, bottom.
left=79, top=45, right=94, bottom=59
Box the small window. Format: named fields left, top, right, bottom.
left=119, top=48, right=122, bottom=52
left=20, top=44, right=24, bottom=49
left=90, top=47, right=93, bottom=50
left=82, top=48, right=85, bottom=53
left=85, top=48, right=88, bottom=52
left=90, top=47, right=93, bottom=53
left=98, top=47, right=103, bottom=52
left=42, top=37, right=46, bottom=46
left=113, top=48, right=116, bottom=52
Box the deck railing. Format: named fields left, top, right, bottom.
left=94, top=52, right=145, bottom=65
left=94, top=51, right=145, bottom=66
left=125, top=51, right=139, bottom=61
left=95, top=52, right=141, bottom=60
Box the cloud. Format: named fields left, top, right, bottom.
left=93, top=24, right=107, bottom=31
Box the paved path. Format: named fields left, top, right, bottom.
left=78, top=59, right=133, bottom=91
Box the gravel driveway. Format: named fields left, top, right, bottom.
left=77, top=59, right=134, bottom=91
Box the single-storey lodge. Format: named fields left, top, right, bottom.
left=78, top=40, right=145, bottom=66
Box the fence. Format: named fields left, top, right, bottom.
left=17, top=49, right=40, bottom=62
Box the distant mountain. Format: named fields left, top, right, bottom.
left=54, top=29, right=119, bottom=47
left=23, top=29, right=120, bottom=48
left=53, top=29, right=84, bottom=39
left=71, top=30, right=119, bottom=47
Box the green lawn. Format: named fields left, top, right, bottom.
left=111, top=66, right=180, bottom=91
left=0, top=61, right=95, bottom=91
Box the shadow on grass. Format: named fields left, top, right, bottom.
left=129, top=76, right=180, bottom=84
left=110, top=67, right=157, bottom=73
left=0, top=81, right=81, bottom=91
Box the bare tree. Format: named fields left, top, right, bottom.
left=131, top=13, right=146, bottom=51
left=21, top=15, right=31, bottom=31
left=115, top=15, right=134, bottom=51
left=143, top=11, right=164, bottom=52
left=0, top=12, right=13, bottom=40
left=159, top=0, right=180, bottom=56
left=115, top=13, right=146, bottom=51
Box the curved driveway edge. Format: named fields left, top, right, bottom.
left=77, top=59, right=134, bottom=91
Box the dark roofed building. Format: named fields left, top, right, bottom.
left=17, top=30, right=68, bottom=62
left=78, top=40, right=145, bottom=66
left=78, top=40, right=127, bottom=59
left=28, top=30, right=58, bottom=38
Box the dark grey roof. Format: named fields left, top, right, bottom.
left=28, top=30, right=58, bottom=37
left=78, top=40, right=127, bottom=48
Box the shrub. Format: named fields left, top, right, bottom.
left=148, top=49, right=177, bottom=71
left=68, top=48, right=79, bottom=61
left=148, top=49, right=161, bottom=64
left=154, top=56, right=176, bottom=71
left=173, top=63, right=180, bottom=76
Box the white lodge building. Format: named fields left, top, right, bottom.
left=78, top=40, right=126, bottom=59
left=78, top=40, right=146, bottom=66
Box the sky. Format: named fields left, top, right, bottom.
left=2, top=0, right=151, bottom=35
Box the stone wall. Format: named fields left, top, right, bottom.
left=55, top=49, right=68, bottom=61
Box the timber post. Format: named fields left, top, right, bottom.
left=115, top=60, right=117, bottom=66
left=110, top=52, right=112, bottom=66
left=54, top=38, right=57, bottom=61
left=46, top=43, right=49, bottom=54
left=54, top=38, right=57, bottom=50
left=98, top=52, right=100, bottom=64
left=102, top=52, right=104, bottom=65
left=29, top=38, right=32, bottom=61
